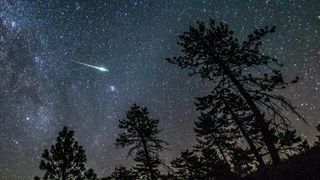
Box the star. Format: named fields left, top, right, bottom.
left=109, top=85, right=116, bottom=92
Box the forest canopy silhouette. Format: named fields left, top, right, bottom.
left=31, top=19, right=320, bottom=180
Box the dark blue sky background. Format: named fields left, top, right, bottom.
left=0, top=0, right=319, bottom=179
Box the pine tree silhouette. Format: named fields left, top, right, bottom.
left=195, top=90, right=265, bottom=167
left=194, top=111, right=235, bottom=167
left=230, top=147, right=255, bottom=176
left=115, top=104, right=168, bottom=180
left=105, top=166, right=138, bottom=180
left=198, top=146, right=234, bottom=179
left=171, top=150, right=203, bottom=180
left=35, top=127, right=96, bottom=180
left=166, top=19, right=305, bottom=164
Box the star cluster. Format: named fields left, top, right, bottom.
left=0, top=0, right=319, bottom=179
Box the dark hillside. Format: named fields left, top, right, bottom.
left=244, top=145, right=320, bottom=180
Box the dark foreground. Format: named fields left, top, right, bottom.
left=243, top=145, right=320, bottom=180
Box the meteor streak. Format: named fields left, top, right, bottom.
left=71, top=60, right=109, bottom=72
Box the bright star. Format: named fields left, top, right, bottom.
left=110, top=85, right=116, bottom=92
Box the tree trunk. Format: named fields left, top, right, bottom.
left=236, top=120, right=266, bottom=166
left=221, top=64, right=281, bottom=164
left=62, top=159, right=66, bottom=180
left=223, top=100, right=266, bottom=167
left=217, top=144, right=230, bottom=167
left=141, top=138, right=155, bottom=180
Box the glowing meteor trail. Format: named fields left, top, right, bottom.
left=71, top=60, right=109, bottom=72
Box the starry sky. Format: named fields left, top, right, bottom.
left=0, top=0, right=319, bottom=179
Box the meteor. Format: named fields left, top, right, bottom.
left=71, top=60, right=109, bottom=72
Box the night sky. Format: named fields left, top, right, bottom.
left=0, top=0, right=319, bottom=179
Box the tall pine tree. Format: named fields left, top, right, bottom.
left=35, top=127, right=96, bottom=180
left=115, top=104, right=168, bottom=180
left=166, top=19, right=305, bottom=164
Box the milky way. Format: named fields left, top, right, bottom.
left=0, top=0, right=319, bottom=179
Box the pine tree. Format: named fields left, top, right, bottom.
left=194, top=112, right=235, bottom=167
left=198, top=146, right=234, bottom=179
left=133, top=149, right=162, bottom=178
left=166, top=19, right=305, bottom=164
left=230, top=147, right=255, bottom=176
left=35, top=127, right=94, bottom=180
left=105, top=166, right=138, bottom=180
left=171, top=150, right=203, bottom=180
left=195, top=89, right=265, bottom=167
left=115, top=104, right=168, bottom=180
